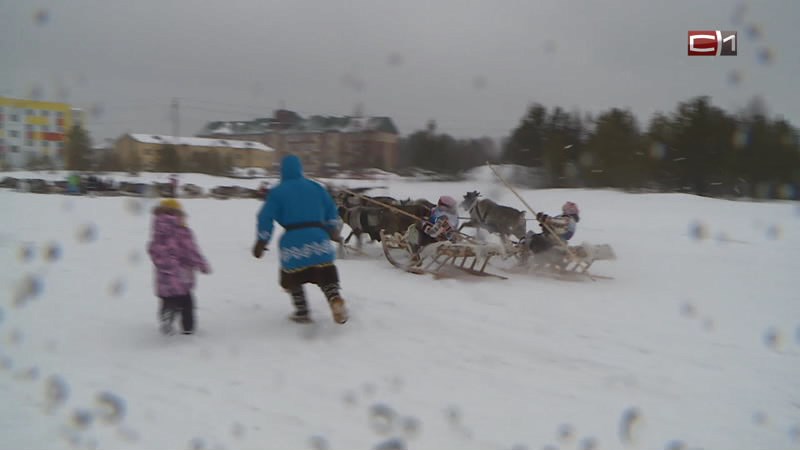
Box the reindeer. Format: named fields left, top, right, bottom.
left=336, top=196, right=429, bottom=250
left=459, top=191, right=527, bottom=239
left=384, top=202, right=431, bottom=235
left=338, top=205, right=385, bottom=248
left=330, top=186, right=377, bottom=208
left=370, top=195, right=401, bottom=206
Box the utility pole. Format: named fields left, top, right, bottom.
left=171, top=98, right=180, bottom=138
left=170, top=97, right=181, bottom=173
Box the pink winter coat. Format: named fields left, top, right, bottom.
left=147, top=207, right=210, bottom=298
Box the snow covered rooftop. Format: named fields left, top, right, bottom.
left=128, top=133, right=274, bottom=152
left=200, top=114, right=398, bottom=136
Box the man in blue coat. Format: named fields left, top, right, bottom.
left=252, top=154, right=348, bottom=324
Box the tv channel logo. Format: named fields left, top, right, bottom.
left=688, top=30, right=738, bottom=56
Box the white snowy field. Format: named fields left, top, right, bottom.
left=1, top=172, right=799, bottom=450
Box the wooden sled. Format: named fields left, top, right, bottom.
left=380, top=226, right=508, bottom=280
left=505, top=240, right=616, bottom=281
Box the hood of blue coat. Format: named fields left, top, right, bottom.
left=280, top=154, right=303, bottom=180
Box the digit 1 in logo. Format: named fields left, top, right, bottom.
left=720, top=30, right=737, bottom=56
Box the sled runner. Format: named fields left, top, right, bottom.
left=380, top=225, right=508, bottom=280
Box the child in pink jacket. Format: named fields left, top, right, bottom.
left=147, top=198, right=210, bottom=335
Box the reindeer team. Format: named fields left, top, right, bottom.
left=330, top=187, right=527, bottom=249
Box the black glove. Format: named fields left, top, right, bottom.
left=326, top=228, right=343, bottom=243
left=252, top=239, right=267, bottom=258
left=536, top=212, right=549, bottom=223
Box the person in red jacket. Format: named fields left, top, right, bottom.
left=147, top=198, right=210, bottom=335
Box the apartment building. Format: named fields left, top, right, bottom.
left=197, top=109, right=399, bottom=174
left=0, top=96, right=86, bottom=168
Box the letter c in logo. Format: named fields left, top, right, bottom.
left=689, top=35, right=715, bottom=52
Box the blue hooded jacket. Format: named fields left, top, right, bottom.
left=256, top=155, right=340, bottom=271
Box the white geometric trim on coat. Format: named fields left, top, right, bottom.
left=280, top=241, right=335, bottom=264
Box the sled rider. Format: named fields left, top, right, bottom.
left=520, top=201, right=580, bottom=254
left=412, top=195, right=461, bottom=255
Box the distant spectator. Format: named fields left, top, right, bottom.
left=169, top=174, right=179, bottom=197
left=67, top=174, right=81, bottom=195
left=258, top=181, right=270, bottom=200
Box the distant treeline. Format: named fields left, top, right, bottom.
left=19, top=96, right=798, bottom=200
left=398, top=96, right=800, bottom=199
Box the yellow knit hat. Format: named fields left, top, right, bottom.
left=159, top=198, right=182, bottom=211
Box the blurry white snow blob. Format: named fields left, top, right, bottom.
left=664, top=440, right=687, bottom=450
left=342, top=389, right=358, bottom=407
left=373, top=437, right=406, bottom=450
left=688, top=221, right=709, bottom=241
left=557, top=423, right=575, bottom=443
left=109, top=278, right=126, bottom=297
left=33, top=8, right=50, bottom=26
left=43, top=241, right=62, bottom=262
left=619, top=407, right=644, bottom=445
left=18, top=243, right=35, bottom=263
left=230, top=422, right=246, bottom=440
left=44, top=374, right=70, bottom=412
left=764, top=327, right=784, bottom=351
left=369, top=403, right=397, bottom=434
left=752, top=410, right=768, bottom=426
left=69, top=408, right=94, bottom=430
left=96, top=391, right=126, bottom=424
left=13, top=275, right=43, bottom=307
left=400, top=416, right=421, bottom=438
left=309, top=435, right=329, bottom=450
left=125, top=198, right=145, bottom=215
left=578, top=436, right=598, bottom=450
left=76, top=223, right=98, bottom=243
left=680, top=302, right=697, bottom=318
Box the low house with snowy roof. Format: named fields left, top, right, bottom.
left=114, top=133, right=275, bottom=172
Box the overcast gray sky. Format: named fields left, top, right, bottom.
left=1, top=0, right=797, bottom=142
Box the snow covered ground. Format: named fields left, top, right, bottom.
left=1, top=171, right=799, bottom=450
